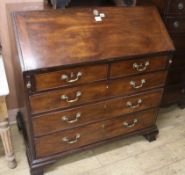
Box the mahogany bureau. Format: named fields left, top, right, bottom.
left=12, top=7, right=174, bottom=175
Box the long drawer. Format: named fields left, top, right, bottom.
left=30, top=71, right=167, bottom=114
left=32, top=89, right=162, bottom=136
left=35, top=109, right=157, bottom=158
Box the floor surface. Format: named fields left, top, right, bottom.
left=1, top=105, right=185, bottom=175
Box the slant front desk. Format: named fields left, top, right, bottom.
left=12, top=7, right=174, bottom=175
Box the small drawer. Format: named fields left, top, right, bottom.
left=30, top=71, right=167, bottom=114
left=166, top=17, right=185, bottom=33
left=35, top=109, right=157, bottom=158
left=110, top=56, right=169, bottom=78
left=32, top=89, right=163, bottom=136
left=33, top=64, right=107, bottom=92
left=167, top=0, right=185, bottom=14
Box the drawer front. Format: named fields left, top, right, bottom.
left=171, top=34, right=185, bottom=51
left=35, top=109, right=157, bottom=158
left=162, top=85, right=185, bottom=105
left=166, top=17, right=185, bottom=33
left=32, top=90, right=163, bottom=136
left=171, top=52, right=185, bottom=68
left=34, top=64, right=108, bottom=92
left=30, top=71, right=167, bottom=114
left=110, top=56, right=168, bottom=78
left=167, top=0, right=185, bottom=14
left=166, top=69, right=185, bottom=85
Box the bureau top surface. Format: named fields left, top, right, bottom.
left=13, top=6, right=174, bottom=72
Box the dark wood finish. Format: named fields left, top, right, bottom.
left=137, top=0, right=185, bottom=107
left=166, top=0, right=185, bottom=14
left=35, top=109, right=157, bottom=158
left=166, top=16, right=185, bottom=33
left=34, top=64, right=108, bottom=92
left=32, top=89, right=163, bottom=136
left=31, top=168, right=44, bottom=175
left=14, top=7, right=174, bottom=72
left=170, top=34, right=185, bottom=51
left=30, top=71, right=167, bottom=114
left=161, top=84, right=185, bottom=106
left=48, top=0, right=135, bottom=9
left=166, top=69, right=185, bottom=85
left=12, top=7, right=174, bottom=175
left=110, top=56, right=169, bottom=78
left=143, top=128, right=159, bottom=142
left=171, top=52, right=185, bottom=69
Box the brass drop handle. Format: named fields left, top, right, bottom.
left=62, top=134, right=80, bottom=144
left=61, top=72, right=82, bottom=83
left=123, top=118, right=138, bottom=128
left=130, top=79, right=146, bottom=89
left=178, top=2, right=184, bottom=10
left=61, top=91, right=82, bottom=103
left=173, top=21, right=179, bottom=28
left=62, top=112, right=81, bottom=123
left=133, top=61, right=149, bottom=72
left=126, top=99, right=142, bottom=109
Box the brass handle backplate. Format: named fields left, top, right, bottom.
left=178, top=2, right=184, bottom=10
left=61, top=91, right=82, bottom=103
left=133, top=61, right=149, bottom=72
left=62, top=134, right=80, bottom=144
left=130, top=79, right=146, bottom=89
left=126, top=99, right=142, bottom=109
left=173, top=21, right=179, bottom=28
left=123, top=118, right=138, bottom=128
left=61, top=72, right=82, bottom=83
left=62, top=112, right=81, bottom=123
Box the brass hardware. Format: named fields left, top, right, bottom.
left=61, top=91, right=82, bottom=103
left=26, top=81, right=31, bottom=89
left=62, top=134, right=80, bottom=144
left=169, top=59, right=173, bottom=64
left=130, top=79, right=146, bottom=89
left=126, top=99, right=142, bottom=109
left=62, top=112, right=81, bottom=123
left=178, top=2, right=184, bottom=10
left=133, top=61, right=149, bottom=72
left=93, top=9, right=105, bottom=22
left=123, top=118, right=138, bottom=128
left=106, top=85, right=109, bottom=89
left=61, top=72, right=82, bottom=83
left=173, top=21, right=179, bottom=28
left=93, top=9, right=99, bottom=16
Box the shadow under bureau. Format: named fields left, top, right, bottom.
left=12, top=7, right=174, bottom=175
